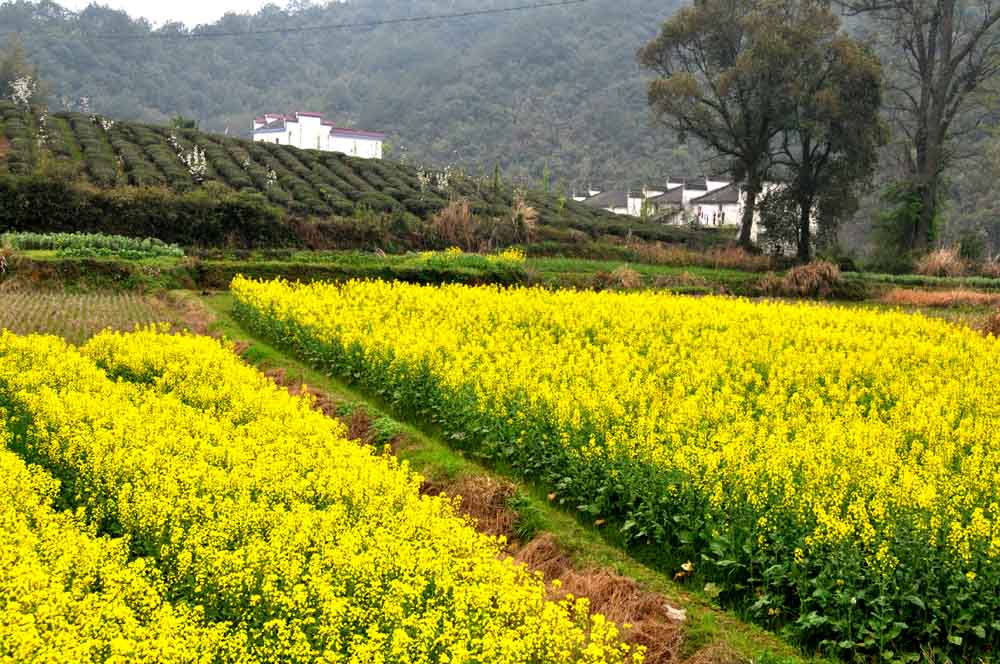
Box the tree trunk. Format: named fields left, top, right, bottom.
left=797, top=198, right=812, bottom=263
left=738, top=179, right=760, bottom=250
left=910, top=126, right=940, bottom=252
left=913, top=181, right=937, bottom=252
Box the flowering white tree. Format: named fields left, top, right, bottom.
left=168, top=134, right=208, bottom=183
left=181, top=145, right=208, bottom=182
left=9, top=75, right=34, bottom=108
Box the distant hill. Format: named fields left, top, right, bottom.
left=0, top=0, right=701, bottom=189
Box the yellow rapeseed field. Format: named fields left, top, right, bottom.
left=232, top=276, right=1000, bottom=660
left=0, top=329, right=640, bottom=663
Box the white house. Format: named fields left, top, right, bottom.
left=253, top=111, right=384, bottom=159
left=572, top=186, right=602, bottom=202
left=689, top=182, right=742, bottom=228
left=581, top=190, right=630, bottom=215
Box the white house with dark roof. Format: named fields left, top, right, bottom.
left=581, top=190, right=630, bottom=215
left=253, top=111, right=384, bottom=159
left=690, top=182, right=742, bottom=227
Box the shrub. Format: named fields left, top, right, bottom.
left=915, top=247, right=966, bottom=277
left=780, top=261, right=841, bottom=298
left=592, top=266, right=643, bottom=290
left=0, top=175, right=289, bottom=248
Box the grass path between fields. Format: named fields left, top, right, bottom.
left=192, top=290, right=833, bottom=664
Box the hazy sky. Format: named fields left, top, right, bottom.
left=59, top=1, right=274, bottom=26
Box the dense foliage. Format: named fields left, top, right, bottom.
left=0, top=0, right=700, bottom=189
left=0, top=328, right=642, bottom=663
left=234, top=276, right=1000, bottom=661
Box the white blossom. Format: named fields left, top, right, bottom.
left=416, top=168, right=432, bottom=192
left=9, top=76, right=35, bottom=108
left=181, top=145, right=208, bottom=182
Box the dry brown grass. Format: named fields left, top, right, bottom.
left=652, top=271, right=710, bottom=290
left=681, top=644, right=745, bottom=664
left=263, top=367, right=344, bottom=419
left=915, top=247, right=966, bottom=277
left=159, top=291, right=216, bottom=335
left=423, top=476, right=519, bottom=540
left=881, top=288, right=1000, bottom=308
left=629, top=242, right=774, bottom=273
left=780, top=261, right=841, bottom=298
left=979, top=310, right=1000, bottom=337
left=710, top=246, right=773, bottom=272
left=593, top=266, right=643, bottom=290
left=430, top=198, right=480, bottom=251
left=979, top=260, right=1000, bottom=278
left=515, top=535, right=687, bottom=664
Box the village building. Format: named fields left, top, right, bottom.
left=252, top=111, right=384, bottom=158
left=571, top=186, right=603, bottom=202
left=644, top=186, right=684, bottom=221
left=690, top=182, right=742, bottom=227
left=581, top=190, right=630, bottom=215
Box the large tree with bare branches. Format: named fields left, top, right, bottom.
left=842, top=0, right=1000, bottom=250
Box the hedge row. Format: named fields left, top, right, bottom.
left=0, top=175, right=288, bottom=247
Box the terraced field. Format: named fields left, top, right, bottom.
left=0, top=101, right=729, bottom=249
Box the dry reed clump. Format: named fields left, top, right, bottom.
left=515, top=535, right=686, bottom=664
left=510, top=193, right=539, bottom=243
left=915, top=247, right=966, bottom=277
left=881, top=288, right=1000, bottom=308
left=780, top=261, right=841, bottom=298
left=593, top=266, right=644, bottom=290
left=430, top=198, right=479, bottom=251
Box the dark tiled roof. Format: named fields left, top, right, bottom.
left=582, top=190, right=628, bottom=208
left=690, top=182, right=741, bottom=204
left=647, top=187, right=683, bottom=204
left=686, top=179, right=708, bottom=191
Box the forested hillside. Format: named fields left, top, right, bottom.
left=0, top=0, right=703, bottom=189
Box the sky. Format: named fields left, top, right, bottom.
left=58, top=1, right=275, bottom=27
